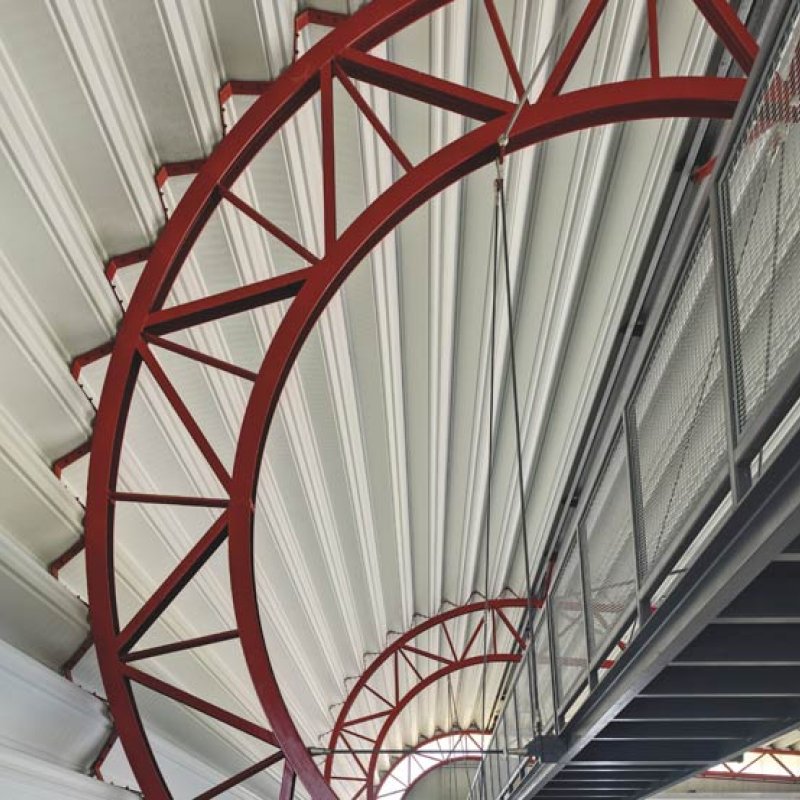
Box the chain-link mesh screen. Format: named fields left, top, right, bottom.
left=533, top=616, right=554, bottom=733
left=583, top=430, right=637, bottom=655
left=631, top=226, right=727, bottom=578
left=504, top=692, right=519, bottom=753
left=721, top=16, right=800, bottom=434
left=551, top=543, right=588, bottom=705
left=486, top=751, right=497, bottom=798
left=494, top=717, right=510, bottom=792
left=514, top=662, right=534, bottom=748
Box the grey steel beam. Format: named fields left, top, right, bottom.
left=718, top=563, right=800, bottom=621
left=536, top=792, right=637, bottom=797
left=676, top=623, right=800, bottom=664
left=536, top=793, right=635, bottom=798
left=535, top=793, right=636, bottom=798
left=549, top=781, right=653, bottom=788
left=622, top=409, right=651, bottom=627
left=572, top=741, right=730, bottom=765
left=624, top=719, right=800, bottom=800
left=642, top=666, right=800, bottom=697
left=550, top=779, right=663, bottom=786
left=543, top=787, right=649, bottom=794
left=616, top=696, right=800, bottom=720
left=560, top=768, right=680, bottom=774
left=782, top=533, right=800, bottom=554
left=535, top=795, right=631, bottom=800
left=595, top=721, right=759, bottom=740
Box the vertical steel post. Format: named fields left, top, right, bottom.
left=577, top=522, right=597, bottom=690
left=623, top=410, right=651, bottom=627
left=710, top=188, right=753, bottom=502
left=527, top=626, right=542, bottom=739
left=546, top=596, right=562, bottom=734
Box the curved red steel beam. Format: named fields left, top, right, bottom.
left=326, top=599, right=529, bottom=770
left=324, top=601, right=527, bottom=796
left=373, top=729, right=490, bottom=799
left=84, top=1, right=757, bottom=798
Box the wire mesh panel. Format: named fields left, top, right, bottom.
left=514, top=661, right=534, bottom=750
left=721, top=15, right=800, bottom=435
left=583, top=430, right=637, bottom=656
left=495, top=718, right=510, bottom=794
left=533, top=616, right=554, bottom=733
left=630, top=226, right=727, bottom=578
left=486, top=749, right=497, bottom=798
left=504, top=691, right=519, bottom=753
left=551, top=542, right=588, bottom=705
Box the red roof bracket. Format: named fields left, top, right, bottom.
left=105, top=247, right=152, bottom=283
left=218, top=80, right=272, bottom=105
left=155, top=159, right=206, bottom=190
left=295, top=8, right=349, bottom=35
left=52, top=438, right=92, bottom=480
left=70, top=341, right=114, bottom=381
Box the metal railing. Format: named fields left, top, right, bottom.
left=469, top=3, right=800, bottom=798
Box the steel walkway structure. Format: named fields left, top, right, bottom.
left=472, top=4, right=800, bottom=798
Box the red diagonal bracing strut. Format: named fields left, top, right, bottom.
left=84, top=0, right=756, bottom=798
left=324, top=600, right=528, bottom=799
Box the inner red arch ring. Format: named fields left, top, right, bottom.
left=84, top=0, right=752, bottom=798
left=228, top=74, right=743, bottom=798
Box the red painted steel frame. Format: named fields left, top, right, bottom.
left=374, top=730, right=489, bottom=799
left=325, top=600, right=528, bottom=798
left=83, top=1, right=756, bottom=799
left=702, top=748, right=800, bottom=784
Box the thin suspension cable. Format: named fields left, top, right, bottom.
left=481, top=180, right=500, bottom=734
left=499, top=0, right=578, bottom=153
left=497, top=175, right=534, bottom=616
left=481, top=0, right=578, bottom=773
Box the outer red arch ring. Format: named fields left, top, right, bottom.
left=228, top=74, right=744, bottom=798
left=86, top=3, right=455, bottom=797
left=84, top=0, right=748, bottom=796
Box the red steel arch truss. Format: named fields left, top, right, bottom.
left=82, top=1, right=757, bottom=798
left=324, top=599, right=529, bottom=799
left=702, top=748, right=800, bottom=784
left=373, top=729, right=491, bottom=799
